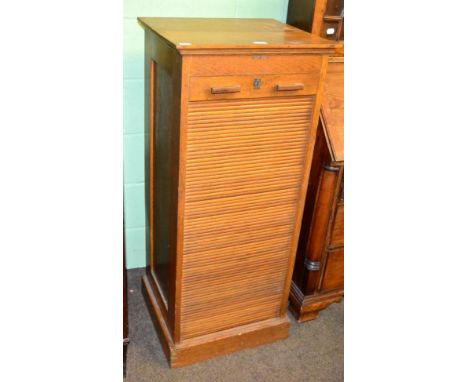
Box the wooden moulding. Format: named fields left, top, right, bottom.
left=289, top=280, right=343, bottom=322
left=143, top=274, right=290, bottom=367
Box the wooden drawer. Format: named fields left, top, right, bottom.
left=189, top=73, right=319, bottom=101
left=330, top=203, right=343, bottom=246
left=321, top=247, right=344, bottom=292
left=189, top=54, right=324, bottom=77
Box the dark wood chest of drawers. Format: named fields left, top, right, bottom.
left=289, top=59, right=344, bottom=322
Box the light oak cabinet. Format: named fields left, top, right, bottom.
left=138, top=17, right=334, bottom=367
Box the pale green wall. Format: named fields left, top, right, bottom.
left=123, top=0, right=290, bottom=268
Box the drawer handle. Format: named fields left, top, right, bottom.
left=211, top=85, right=241, bottom=94
left=275, top=83, right=305, bottom=91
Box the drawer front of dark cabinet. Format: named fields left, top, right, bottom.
left=321, top=247, right=344, bottom=292
left=330, top=203, right=343, bottom=246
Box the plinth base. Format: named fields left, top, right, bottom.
left=289, top=280, right=343, bottom=322
left=142, top=274, right=290, bottom=368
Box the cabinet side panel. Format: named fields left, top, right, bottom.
left=144, top=30, right=182, bottom=335
left=180, top=96, right=315, bottom=340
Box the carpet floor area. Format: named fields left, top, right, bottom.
left=125, top=268, right=343, bottom=381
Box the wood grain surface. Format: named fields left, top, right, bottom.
left=322, top=61, right=344, bottom=162
left=189, top=74, right=319, bottom=101
left=138, top=17, right=336, bottom=51
left=188, top=54, right=323, bottom=76
left=180, top=96, right=315, bottom=340
left=321, top=247, right=344, bottom=291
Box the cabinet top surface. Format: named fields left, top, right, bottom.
left=138, top=17, right=336, bottom=51
left=322, top=61, right=344, bottom=163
